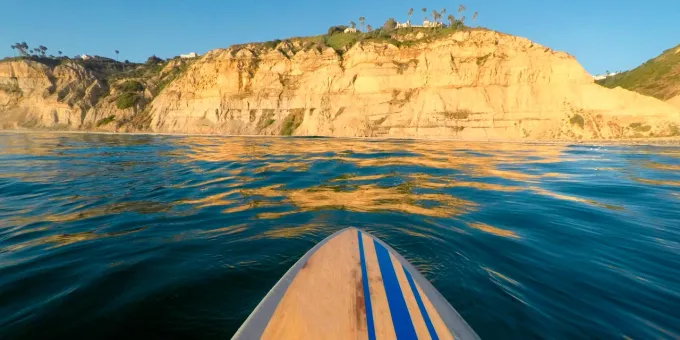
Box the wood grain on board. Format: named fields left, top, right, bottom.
left=259, top=228, right=455, bottom=339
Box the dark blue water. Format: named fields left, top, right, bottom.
left=1, top=132, right=679, bottom=339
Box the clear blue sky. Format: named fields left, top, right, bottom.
left=1, top=0, right=678, bottom=75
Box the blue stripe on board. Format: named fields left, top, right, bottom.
left=373, top=239, right=418, bottom=339
left=357, top=231, right=376, bottom=340
left=403, top=265, right=439, bottom=340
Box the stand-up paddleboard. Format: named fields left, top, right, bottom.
left=233, top=228, right=478, bottom=339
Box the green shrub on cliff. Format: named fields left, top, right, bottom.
left=281, top=109, right=305, bottom=135
left=116, top=92, right=140, bottom=109
left=570, top=114, right=585, bottom=128
left=382, top=18, right=397, bottom=31
left=262, top=39, right=282, bottom=50
left=327, top=25, right=349, bottom=35
left=324, top=33, right=359, bottom=52
left=96, top=115, right=115, bottom=127
left=117, top=80, right=144, bottom=92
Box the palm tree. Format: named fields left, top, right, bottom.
left=359, top=17, right=365, bottom=31
left=350, top=21, right=356, bottom=29
left=472, top=11, right=478, bottom=22
left=15, top=42, right=28, bottom=56
left=458, top=5, right=466, bottom=13
left=441, top=8, right=447, bottom=24
left=421, top=8, right=427, bottom=21
left=115, top=50, right=119, bottom=61
left=432, top=10, right=438, bottom=24
left=367, top=24, right=373, bottom=32
left=460, top=15, right=466, bottom=25
left=58, top=50, right=62, bottom=56
left=408, top=8, right=414, bottom=22
left=11, top=45, right=16, bottom=57
left=448, top=14, right=455, bottom=27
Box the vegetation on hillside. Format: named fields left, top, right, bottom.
left=596, top=44, right=680, bottom=101
left=96, top=115, right=116, bottom=127
left=115, top=80, right=145, bottom=109
left=238, top=4, right=476, bottom=56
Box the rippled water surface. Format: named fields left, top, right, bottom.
left=1, top=132, right=679, bottom=339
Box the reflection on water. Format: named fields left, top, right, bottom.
left=1, top=133, right=679, bottom=339
left=467, top=222, right=520, bottom=239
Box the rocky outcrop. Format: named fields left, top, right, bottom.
left=2, top=29, right=680, bottom=139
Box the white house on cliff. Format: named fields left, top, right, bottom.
left=180, top=52, right=199, bottom=59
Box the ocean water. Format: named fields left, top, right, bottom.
left=0, top=132, right=679, bottom=339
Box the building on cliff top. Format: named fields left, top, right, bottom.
left=397, top=19, right=444, bottom=28
left=78, top=54, right=116, bottom=62
left=593, top=72, right=619, bottom=80
left=180, top=52, right=199, bottom=59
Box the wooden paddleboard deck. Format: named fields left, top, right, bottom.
left=233, top=228, right=478, bottom=340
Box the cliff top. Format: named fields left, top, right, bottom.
left=210, top=25, right=555, bottom=58
left=2, top=23, right=555, bottom=77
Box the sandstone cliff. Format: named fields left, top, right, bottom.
left=0, top=58, right=190, bottom=131
left=668, top=95, right=680, bottom=109
left=2, top=29, right=680, bottom=139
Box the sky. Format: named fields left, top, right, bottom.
left=1, top=0, right=678, bottom=75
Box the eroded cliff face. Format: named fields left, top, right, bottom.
left=0, top=60, right=107, bottom=129
left=3, top=29, right=680, bottom=139
left=149, top=29, right=680, bottom=139
left=0, top=58, right=188, bottom=131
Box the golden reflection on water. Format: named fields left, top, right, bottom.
left=166, top=137, right=680, bottom=226
left=5, top=134, right=680, bottom=252
left=331, top=174, right=390, bottom=182
left=467, top=222, right=520, bottom=239
left=177, top=138, right=574, bottom=191
left=258, top=224, right=329, bottom=239
left=403, top=173, right=524, bottom=192
left=252, top=162, right=310, bottom=173
left=483, top=267, right=520, bottom=286
left=177, top=175, right=243, bottom=189
left=642, top=162, right=680, bottom=171
left=240, top=184, right=477, bottom=219
left=173, top=138, right=575, bottom=221
left=4, top=201, right=172, bottom=227
left=179, top=190, right=240, bottom=208
left=529, top=186, right=625, bottom=211
left=3, top=227, right=145, bottom=252
left=179, top=137, right=566, bottom=166
left=198, top=224, right=248, bottom=237
left=395, top=227, right=442, bottom=241
left=631, top=178, right=680, bottom=187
